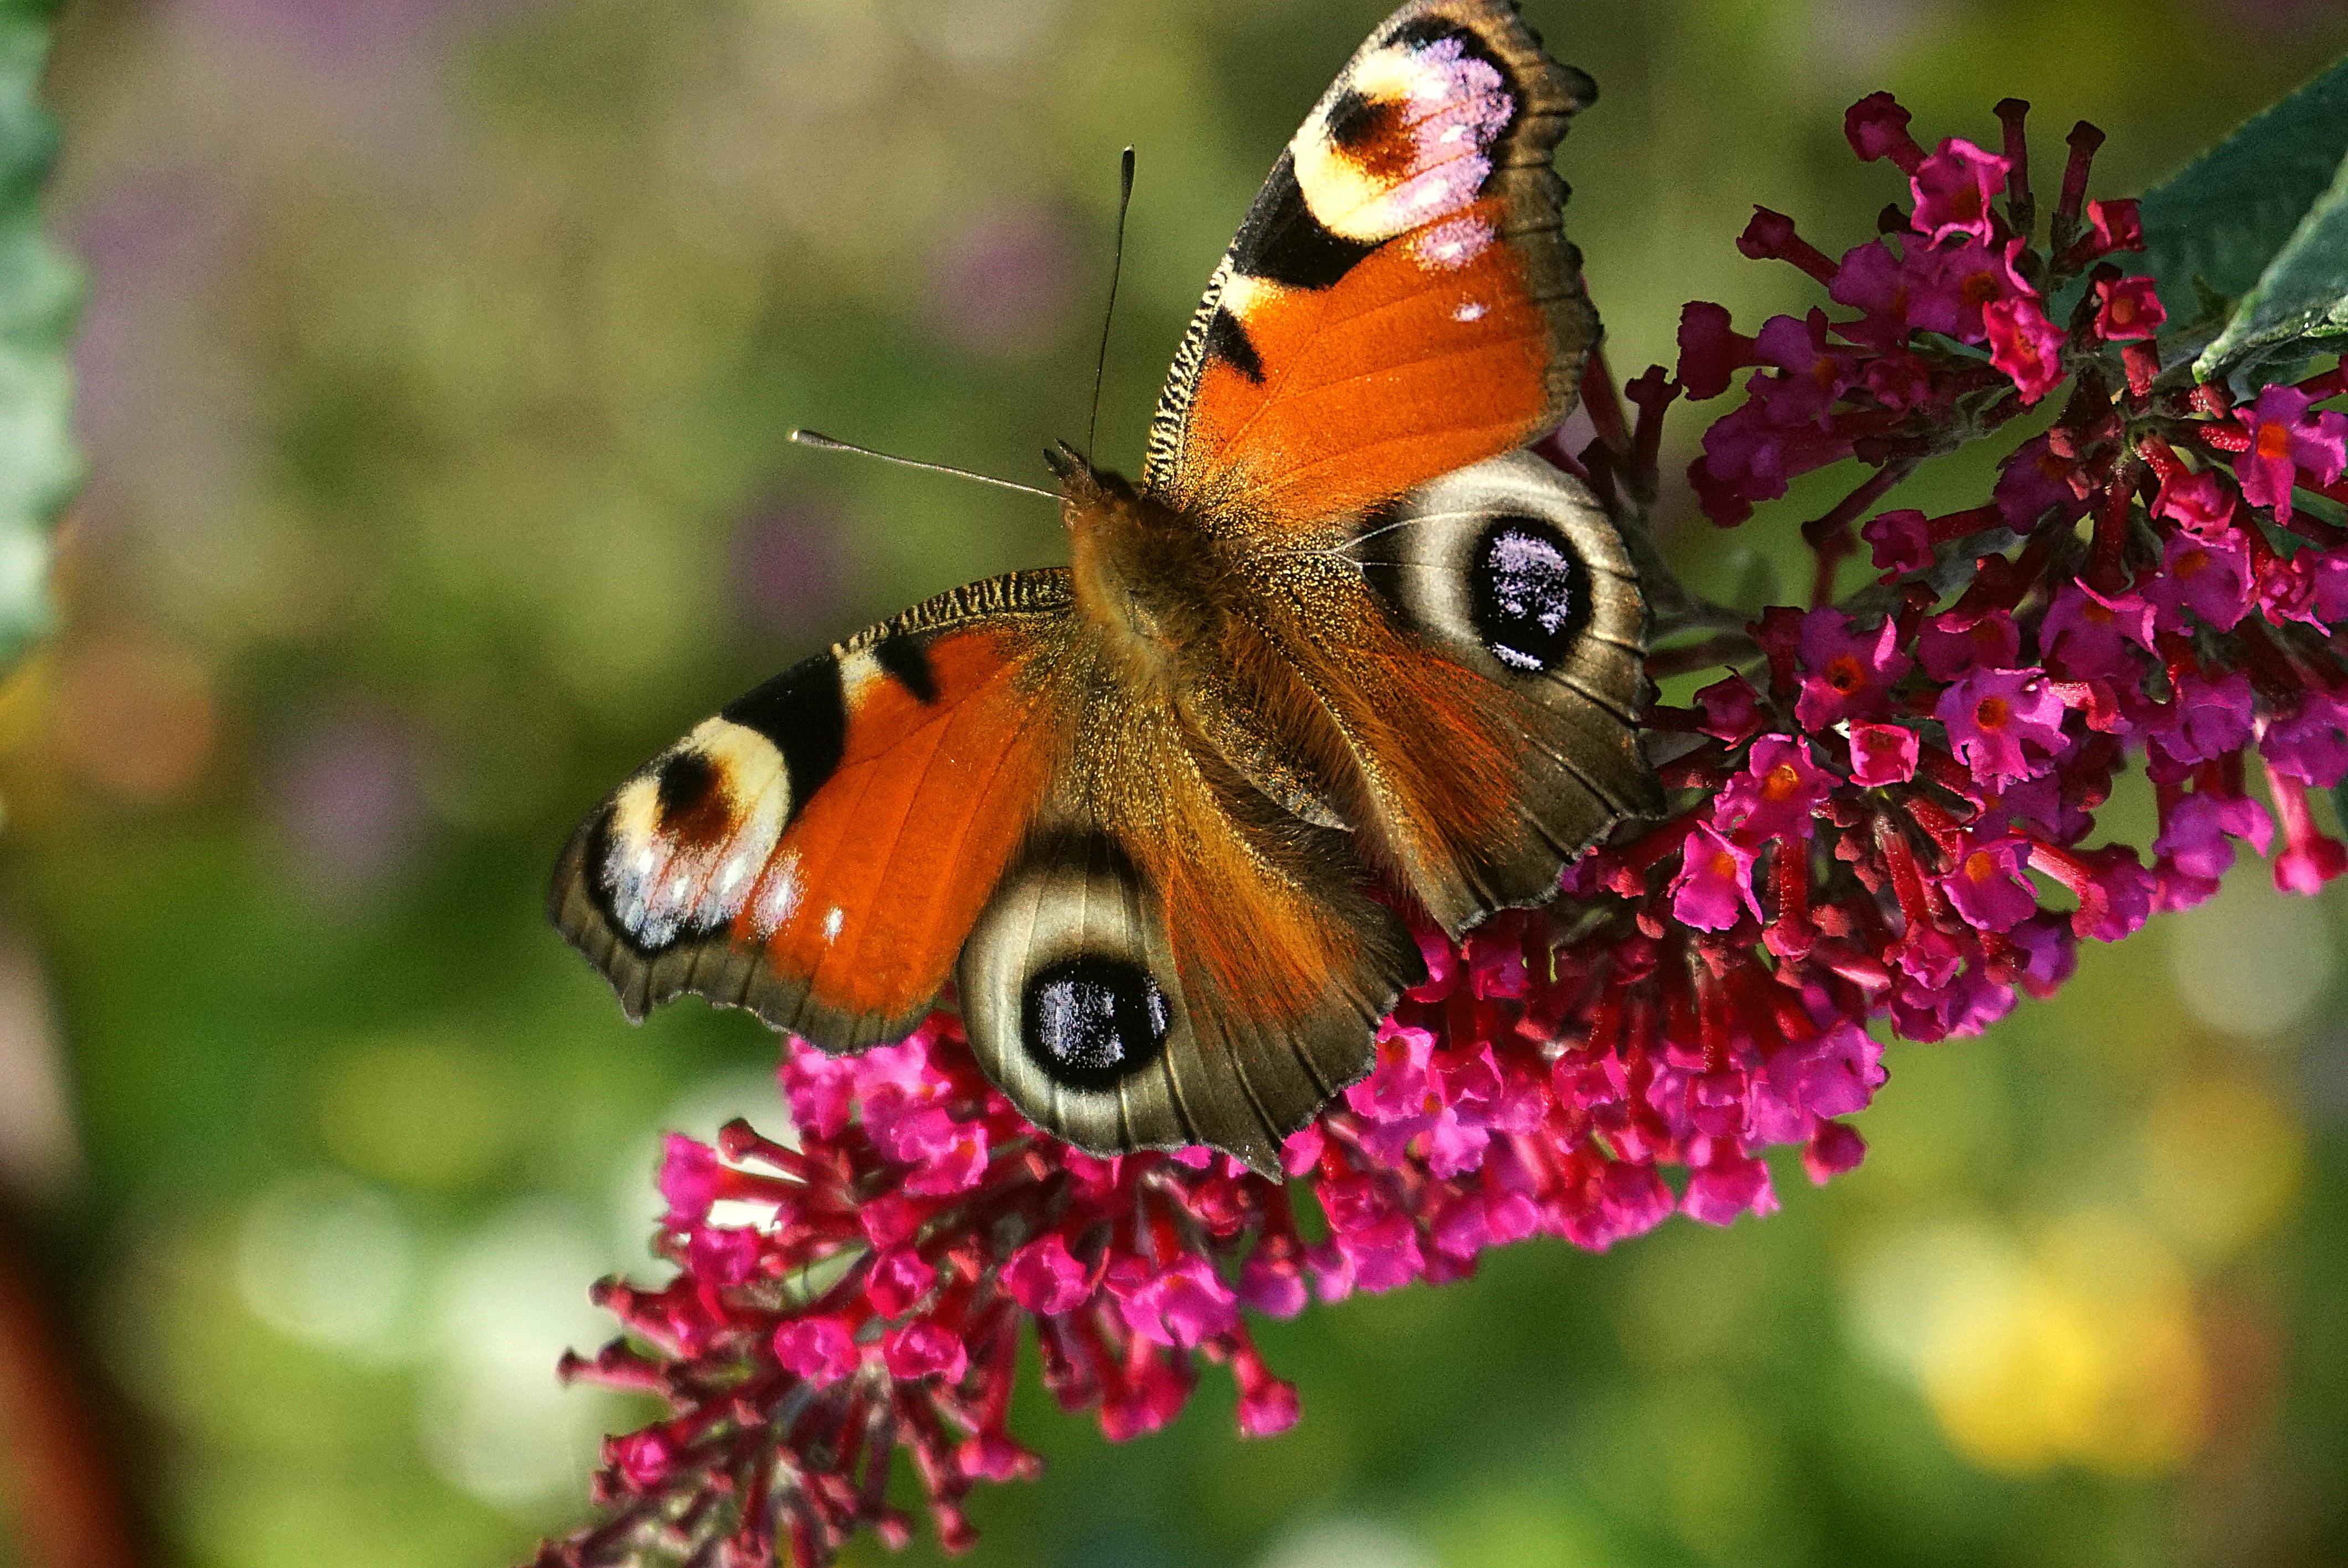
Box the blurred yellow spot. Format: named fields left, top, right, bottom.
left=2141, top=1071, right=2304, bottom=1262
left=1851, top=1213, right=2207, bottom=1476
left=316, top=1035, right=514, bottom=1192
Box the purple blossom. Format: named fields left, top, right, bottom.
left=1670, top=824, right=1763, bottom=930
left=1795, top=611, right=1911, bottom=728
left=1848, top=722, right=1919, bottom=785
left=1937, top=668, right=2069, bottom=786
left=1909, top=138, right=2010, bottom=242
left=1984, top=295, right=2066, bottom=403
left=2238, top=385, right=2348, bottom=524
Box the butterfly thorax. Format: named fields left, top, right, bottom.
left=1056, top=452, right=1229, bottom=687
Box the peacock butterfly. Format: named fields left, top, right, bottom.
left=550, top=0, right=1660, bottom=1177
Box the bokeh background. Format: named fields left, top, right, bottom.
left=3, top=1, right=2347, bottom=1565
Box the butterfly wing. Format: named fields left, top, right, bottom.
left=957, top=658, right=1422, bottom=1177
left=553, top=571, right=1420, bottom=1175
left=1255, top=451, right=1662, bottom=935
left=1142, top=0, right=1597, bottom=525
left=550, top=573, right=1078, bottom=1050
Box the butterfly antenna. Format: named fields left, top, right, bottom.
left=1084, top=145, right=1138, bottom=463
left=787, top=429, right=1058, bottom=501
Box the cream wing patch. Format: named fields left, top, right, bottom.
left=597, top=717, right=791, bottom=949
left=1289, top=30, right=1514, bottom=248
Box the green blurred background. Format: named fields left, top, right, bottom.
left=3, top=1, right=2346, bottom=1565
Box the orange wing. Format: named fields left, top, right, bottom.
left=1142, top=0, right=1597, bottom=526
left=549, top=573, right=1076, bottom=1049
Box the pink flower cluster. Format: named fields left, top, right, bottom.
left=536, top=94, right=2348, bottom=1568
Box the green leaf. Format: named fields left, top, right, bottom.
left=2132, top=52, right=2348, bottom=384
left=0, top=0, right=79, bottom=671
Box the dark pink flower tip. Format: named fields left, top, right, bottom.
left=881, top=1319, right=970, bottom=1383
left=1804, top=1121, right=1868, bottom=1185
left=1695, top=673, right=1765, bottom=742
left=1848, top=721, right=1920, bottom=786
left=1002, top=1234, right=1092, bottom=1316
left=1983, top=295, right=2067, bottom=404
left=1233, top=1350, right=1302, bottom=1438
left=1845, top=91, right=1922, bottom=170
left=2277, top=837, right=2348, bottom=894
left=2155, top=788, right=2273, bottom=881
left=2087, top=198, right=2144, bottom=253
left=2093, top=274, right=2166, bottom=343
left=2153, top=468, right=2237, bottom=536
left=1863, top=508, right=1933, bottom=573
left=1670, top=824, right=1764, bottom=931
left=1682, top=1153, right=1780, bottom=1225
left=1111, top=1255, right=1239, bottom=1349
left=1676, top=301, right=1755, bottom=400
left=2238, top=385, right=2348, bottom=525
left=610, top=1428, right=678, bottom=1492
left=774, top=1316, right=860, bottom=1386
left=863, top=1246, right=939, bottom=1318
left=1937, top=668, right=2068, bottom=787
left=657, top=1134, right=723, bottom=1228
left=1910, top=137, right=2011, bottom=243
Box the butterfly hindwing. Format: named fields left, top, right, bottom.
left=958, top=671, right=1422, bottom=1176
left=549, top=572, right=1078, bottom=1049
left=1183, top=452, right=1656, bottom=938
left=1144, top=0, right=1597, bottom=525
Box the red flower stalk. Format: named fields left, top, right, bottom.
left=536, top=93, right=2348, bottom=1568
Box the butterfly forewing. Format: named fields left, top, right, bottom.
left=549, top=573, right=1078, bottom=1049
left=1144, top=0, right=1597, bottom=526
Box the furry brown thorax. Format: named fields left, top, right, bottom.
left=1049, top=441, right=1222, bottom=680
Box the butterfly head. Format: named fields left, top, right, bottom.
left=1046, top=441, right=1217, bottom=672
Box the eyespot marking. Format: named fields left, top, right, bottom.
left=1020, top=955, right=1172, bottom=1091
left=1470, top=517, right=1590, bottom=673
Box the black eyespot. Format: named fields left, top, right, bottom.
left=1021, top=956, right=1172, bottom=1091
left=1469, top=517, right=1590, bottom=673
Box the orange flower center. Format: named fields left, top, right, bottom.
left=1976, top=694, right=2012, bottom=729
left=1827, top=656, right=1867, bottom=694
left=1762, top=762, right=1802, bottom=801
left=2256, top=420, right=2293, bottom=461
left=1963, top=849, right=1998, bottom=883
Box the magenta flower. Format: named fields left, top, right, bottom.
left=1983, top=295, right=2066, bottom=403
left=2041, top=579, right=2156, bottom=680
left=1794, top=610, right=1911, bottom=728
left=2237, top=385, right=2348, bottom=523
left=1863, top=507, right=1933, bottom=572
left=1909, top=137, right=2010, bottom=243
left=1844, top=90, right=1922, bottom=169
left=2264, top=688, right=2348, bottom=788
left=1939, top=834, right=2038, bottom=932
left=1938, top=668, right=2069, bottom=786
left=1713, top=735, right=1834, bottom=843
left=2092, top=274, right=2166, bottom=342
left=1670, top=823, right=1763, bottom=930
left=2147, top=528, right=2252, bottom=632
left=1848, top=721, right=1919, bottom=785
